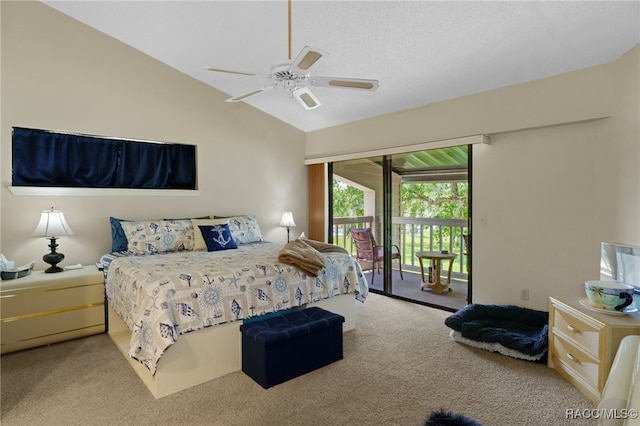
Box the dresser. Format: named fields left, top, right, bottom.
left=548, top=296, right=640, bottom=403
left=0, top=267, right=105, bottom=354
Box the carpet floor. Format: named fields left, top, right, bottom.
left=0, top=293, right=595, bottom=426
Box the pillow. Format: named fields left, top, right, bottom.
left=109, top=217, right=132, bottom=252
left=121, top=220, right=194, bottom=255
left=198, top=224, right=238, bottom=252
left=164, top=215, right=210, bottom=221
left=223, top=215, right=263, bottom=245
left=191, top=218, right=229, bottom=251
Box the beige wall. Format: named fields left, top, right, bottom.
left=305, top=59, right=612, bottom=159
left=1, top=2, right=306, bottom=269
left=3, top=2, right=638, bottom=312
left=307, top=45, right=639, bottom=311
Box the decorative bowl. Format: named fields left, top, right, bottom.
left=584, top=280, right=635, bottom=311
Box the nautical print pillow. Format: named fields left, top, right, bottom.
left=198, top=224, right=238, bottom=251
left=121, top=220, right=194, bottom=255
left=222, top=215, right=263, bottom=245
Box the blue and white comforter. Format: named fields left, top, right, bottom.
left=104, top=242, right=368, bottom=374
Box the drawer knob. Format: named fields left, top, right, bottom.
left=566, top=324, right=580, bottom=333
left=566, top=353, right=580, bottom=363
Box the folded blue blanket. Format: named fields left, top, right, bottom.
left=445, top=304, right=548, bottom=358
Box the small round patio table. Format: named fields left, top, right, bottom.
left=415, top=251, right=458, bottom=295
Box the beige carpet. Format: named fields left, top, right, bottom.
left=1, top=293, right=595, bottom=426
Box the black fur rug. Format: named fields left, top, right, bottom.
left=424, top=409, right=484, bottom=426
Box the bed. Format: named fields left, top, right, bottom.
left=103, top=215, right=368, bottom=398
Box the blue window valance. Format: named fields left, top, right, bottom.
left=12, top=127, right=196, bottom=190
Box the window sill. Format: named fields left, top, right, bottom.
left=8, top=187, right=200, bottom=197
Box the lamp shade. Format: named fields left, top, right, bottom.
left=279, top=211, right=296, bottom=228
left=32, top=208, right=74, bottom=237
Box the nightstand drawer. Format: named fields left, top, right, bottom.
left=0, top=268, right=106, bottom=354
left=553, top=306, right=602, bottom=356
left=1, top=304, right=104, bottom=344
left=1, top=283, right=104, bottom=318
left=551, top=333, right=600, bottom=389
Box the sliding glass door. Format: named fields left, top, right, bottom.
left=329, top=146, right=470, bottom=311
left=331, top=156, right=384, bottom=291
left=387, top=149, right=470, bottom=310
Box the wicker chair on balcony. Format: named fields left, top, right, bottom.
left=349, top=227, right=403, bottom=284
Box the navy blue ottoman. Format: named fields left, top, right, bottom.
left=240, top=307, right=345, bottom=389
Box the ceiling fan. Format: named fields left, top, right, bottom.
left=206, top=46, right=379, bottom=110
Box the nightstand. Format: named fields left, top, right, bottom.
left=548, top=296, right=640, bottom=403
left=1, top=267, right=105, bottom=354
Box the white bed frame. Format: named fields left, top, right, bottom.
left=108, top=294, right=359, bottom=398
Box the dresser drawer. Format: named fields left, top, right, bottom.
left=551, top=332, right=600, bottom=389
left=553, top=305, right=603, bottom=357
left=548, top=297, right=640, bottom=404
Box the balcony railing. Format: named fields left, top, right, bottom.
left=332, top=216, right=469, bottom=278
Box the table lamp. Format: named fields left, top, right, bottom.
left=32, top=207, right=74, bottom=273
left=279, top=211, right=296, bottom=242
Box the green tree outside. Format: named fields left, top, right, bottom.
left=400, top=182, right=467, bottom=219
left=333, top=180, right=468, bottom=219
left=334, top=180, right=469, bottom=273
left=333, top=180, right=364, bottom=217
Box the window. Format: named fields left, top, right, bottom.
left=12, top=127, right=196, bottom=190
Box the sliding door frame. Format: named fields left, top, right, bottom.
left=467, top=146, right=473, bottom=303
left=326, top=162, right=334, bottom=244
left=382, top=156, right=393, bottom=294
left=311, top=137, right=482, bottom=309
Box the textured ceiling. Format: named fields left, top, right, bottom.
left=42, top=1, right=640, bottom=132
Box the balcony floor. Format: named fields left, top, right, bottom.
left=364, top=269, right=468, bottom=312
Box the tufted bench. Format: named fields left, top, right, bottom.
left=240, top=307, right=345, bottom=388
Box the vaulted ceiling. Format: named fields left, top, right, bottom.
left=42, top=1, right=640, bottom=132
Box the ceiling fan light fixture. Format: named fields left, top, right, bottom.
left=293, top=87, right=321, bottom=110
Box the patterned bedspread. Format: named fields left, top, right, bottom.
left=104, top=242, right=368, bottom=374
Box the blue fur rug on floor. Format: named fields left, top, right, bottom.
left=424, top=409, right=484, bottom=426
left=444, top=304, right=548, bottom=362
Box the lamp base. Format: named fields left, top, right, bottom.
left=43, top=237, right=65, bottom=273
left=44, top=265, right=64, bottom=274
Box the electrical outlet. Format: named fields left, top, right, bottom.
left=520, top=289, right=529, bottom=301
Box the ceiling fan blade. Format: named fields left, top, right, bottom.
left=291, top=46, right=328, bottom=73
left=311, top=76, right=379, bottom=91
left=205, top=67, right=259, bottom=76
left=293, top=87, right=321, bottom=110
left=226, top=86, right=273, bottom=103
left=205, top=67, right=271, bottom=79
